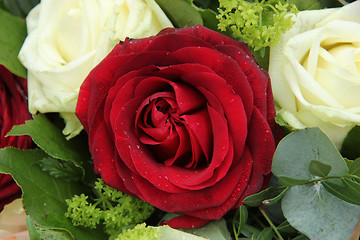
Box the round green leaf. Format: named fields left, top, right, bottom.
left=282, top=184, right=360, bottom=240
left=272, top=128, right=348, bottom=180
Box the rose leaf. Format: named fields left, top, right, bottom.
left=8, top=114, right=94, bottom=183
left=0, top=8, right=27, bottom=78
left=0, top=147, right=108, bottom=240
left=155, top=0, right=203, bottom=28
left=1, top=0, right=39, bottom=18
left=281, top=184, right=360, bottom=240
left=341, top=125, right=360, bottom=160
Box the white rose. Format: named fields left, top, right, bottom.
left=269, top=1, right=360, bottom=148
left=18, top=0, right=173, bottom=138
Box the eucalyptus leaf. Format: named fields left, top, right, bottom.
left=243, top=187, right=275, bottom=207
left=281, top=185, right=360, bottom=240
left=322, top=180, right=360, bottom=205
left=184, top=218, right=232, bottom=240
left=349, top=158, right=360, bottom=176
left=272, top=128, right=348, bottom=181
left=277, top=176, right=309, bottom=187
left=277, top=221, right=297, bottom=234
left=293, top=235, right=310, bottom=240
left=263, top=187, right=289, bottom=206
left=233, top=205, right=248, bottom=237
left=241, top=224, right=261, bottom=239
left=255, top=227, right=273, bottom=240
left=0, top=147, right=107, bottom=240
left=309, top=160, right=332, bottom=177
left=155, top=0, right=203, bottom=28
left=0, top=8, right=27, bottom=78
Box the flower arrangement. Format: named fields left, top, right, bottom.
left=0, top=0, right=359, bottom=240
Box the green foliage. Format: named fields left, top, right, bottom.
left=341, top=125, right=360, bottom=160
left=26, top=216, right=41, bottom=240
left=217, top=0, right=298, bottom=54
left=0, top=0, right=39, bottom=18
left=308, top=160, right=332, bottom=177
left=155, top=0, right=203, bottom=27
left=65, top=178, right=155, bottom=239
left=272, top=128, right=360, bottom=240
left=0, top=8, right=27, bottom=78
left=0, top=148, right=106, bottom=240
left=233, top=206, right=248, bottom=240
left=114, top=223, right=161, bottom=240
left=9, top=114, right=94, bottom=183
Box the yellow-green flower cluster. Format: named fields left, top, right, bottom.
left=65, top=179, right=155, bottom=239
left=217, top=0, right=298, bottom=53
left=115, top=223, right=161, bottom=240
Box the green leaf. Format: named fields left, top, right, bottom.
left=281, top=185, right=360, bottom=240
left=277, top=176, right=309, bottom=187
left=263, top=187, right=289, bottom=206
left=0, top=8, right=27, bottom=78
left=26, top=216, right=41, bottom=240
left=341, top=125, right=360, bottom=160
left=233, top=205, right=248, bottom=237
left=349, top=158, right=360, bottom=176
left=276, top=221, right=297, bottom=234
left=1, top=0, right=39, bottom=18
left=241, top=224, right=261, bottom=239
left=288, top=0, right=321, bottom=10
left=255, top=227, right=273, bottom=240
left=309, top=160, right=332, bottom=177
left=322, top=179, right=360, bottom=205
left=155, top=0, right=203, bottom=28
left=0, top=147, right=107, bottom=240
left=39, top=157, right=83, bottom=181
left=198, top=8, right=219, bottom=31
left=8, top=114, right=94, bottom=182
left=183, top=218, right=232, bottom=240
left=292, top=235, right=310, bottom=240
left=243, top=187, right=275, bottom=207
left=36, top=226, right=74, bottom=240
left=272, top=128, right=348, bottom=181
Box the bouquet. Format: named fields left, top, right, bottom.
left=0, top=0, right=359, bottom=239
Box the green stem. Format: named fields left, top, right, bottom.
left=258, top=206, right=284, bottom=240
left=302, top=174, right=360, bottom=185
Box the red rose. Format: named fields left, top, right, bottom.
left=76, top=25, right=276, bottom=228
left=0, top=65, right=32, bottom=210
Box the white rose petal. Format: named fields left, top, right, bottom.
left=18, top=0, right=173, bottom=138
left=269, top=1, right=360, bottom=148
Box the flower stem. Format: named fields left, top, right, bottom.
left=258, top=206, right=284, bottom=240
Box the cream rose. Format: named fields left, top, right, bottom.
left=18, top=0, right=173, bottom=138
left=269, top=1, right=360, bottom=148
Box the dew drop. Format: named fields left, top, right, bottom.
left=164, top=176, right=169, bottom=180
left=136, top=145, right=140, bottom=149
left=230, top=98, right=235, bottom=103
left=121, top=107, right=126, bottom=111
